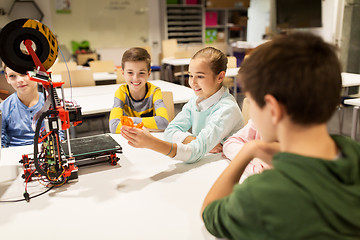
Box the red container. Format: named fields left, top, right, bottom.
left=206, top=11, right=218, bottom=26
left=186, top=0, right=198, bottom=4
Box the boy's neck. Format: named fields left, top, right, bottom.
left=278, top=119, right=338, bottom=160
left=129, top=84, right=147, bottom=101
left=18, top=91, right=39, bottom=108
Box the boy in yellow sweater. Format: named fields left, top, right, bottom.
left=109, top=47, right=169, bottom=133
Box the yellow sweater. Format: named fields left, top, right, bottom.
left=109, top=82, right=169, bottom=133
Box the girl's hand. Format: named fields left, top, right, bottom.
left=120, top=125, right=154, bottom=148
left=209, top=143, right=223, bottom=153
left=240, top=140, right=280, bottom=166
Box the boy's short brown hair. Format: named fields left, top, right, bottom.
left=121, top=47, right=151, bottom=71
left=239, top=32, right=342, bottom=125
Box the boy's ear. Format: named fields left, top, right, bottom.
left=264, top=94, right=284, bottom=125
left=216, top=71, right=225, bottom=84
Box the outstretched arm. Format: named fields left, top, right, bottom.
left=121, top=125, right=177, bottom=157
left=201, top=140, right=280, bottom=214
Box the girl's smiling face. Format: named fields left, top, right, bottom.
left=188, top=57, right=223, bottom=100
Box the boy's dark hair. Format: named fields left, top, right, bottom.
left=121, top=47, right=151, bottom=71
left=239, top=32, right=342, bottom=125
left=2, top=61, right=8, bottom=73
left=192, top=47, right=228, bottom=76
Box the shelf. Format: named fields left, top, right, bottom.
left=165, top=3, right=204, bottom=44
left=205, top=25, right=226, bottom=29
left=164, top=1, right=248, bottom=45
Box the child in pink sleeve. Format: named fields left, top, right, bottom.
left=223, top=119, right=270, bottom=182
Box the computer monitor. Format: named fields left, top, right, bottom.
left=276, top=0, right=322, bottom=29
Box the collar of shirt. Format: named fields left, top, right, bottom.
left=196, top=86, right=225, bottom=112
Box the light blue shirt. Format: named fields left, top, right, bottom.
left=164, top=87, right=244, bottom=163
left=1, top=92, right=45, bottom=147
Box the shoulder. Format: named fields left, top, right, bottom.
left=0, top=93, right=18, bottom=110
left=118, top=84, right=128, bottom=92
left=147, top=82, right=160, bottom=94
left=115, top=85, right=128, bottom=96
left=213, top=94, right=241, bottom=116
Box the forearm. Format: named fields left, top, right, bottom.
left=201, top=144, right=254, bottom=213
left=147, top=136, right=177, bottom=158
left=182, top=135, right=196, bottom=144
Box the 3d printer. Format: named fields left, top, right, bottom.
left=0, top=19, right=122, bottom=201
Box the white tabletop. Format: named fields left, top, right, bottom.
left=161, top=57, right=239, bottom=77
left=161, top=57, right=191, bottom=66
left=52, top=72, right=117, bottom=82
left=344, top=98, right=360, bottom=106
left=225, top=68, right=239, bottom=78
left=341, top=72, right=360, bottom=88
left=58, top=80, right=193, bottom=115
left=0, top=133, right=227, bottom=240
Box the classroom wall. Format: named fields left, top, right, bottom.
left=0, top=0, right=149, bottom=57
left=0, top=0, right=52, bottom=31
left=247, top=0, right=270, bottom=42
left=50, top=0, right=149, bottom=52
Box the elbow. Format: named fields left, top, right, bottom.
left=156, top=117, right=169, bottom=130
left=109, top=123, right=117, bottom=134
left=109, top=119, right=120, bottom=134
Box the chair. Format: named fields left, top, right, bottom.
left=227, top=56, right=237, bottom=68
left=116, top=67, right=126, bottom=84
left=60, top=69, right=95, bottom=88
left=223, top=56, right=238, bottom=91
left=241, top=97, right=250, bottom=125
left=161, top=39, right=179, bottom=59
left=89, top=60, right=115, bottom=73
left=50, top=62, right=77, bottom=74
left=162, top=91, right=175, bottom=122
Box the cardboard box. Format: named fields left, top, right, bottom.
left=206, top=0, right=250, bottom=8
left=217, top=31, right=225, bottom=42
left=76, top=53, right=98, bottom=65
left=205, top=11, right=218, bottom=26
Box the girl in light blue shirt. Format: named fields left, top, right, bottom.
left=121, top=47, right=244, bottom=163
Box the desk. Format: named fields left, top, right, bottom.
left=52, top=72, right=117, bottom=85
left=0, top=133, right=227, bottom=240
left=61, top=80, right=193, bottom=116
left=341, top=72, right=360, bottom=95
left=344, top=98, right=360, bottom=139
left=342, top=73, right=360, bottom=139
left=162, top=58, right=190, bottom=85
left=225, top=68, right=240, bottom=100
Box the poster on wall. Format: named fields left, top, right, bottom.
left=55, top=0, right=72, bottom=14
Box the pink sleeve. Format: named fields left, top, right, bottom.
left=223, top=119, right=261, bottom=160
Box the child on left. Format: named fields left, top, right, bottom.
left=0, top=63, right=45, bottom=147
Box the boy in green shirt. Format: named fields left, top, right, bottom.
left=202, top=33, right=360, bottom=239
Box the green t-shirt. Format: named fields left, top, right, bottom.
left=203, top=135, right=360, bottom=240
